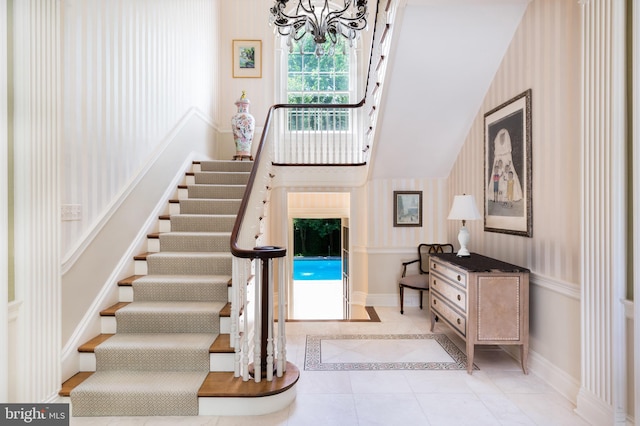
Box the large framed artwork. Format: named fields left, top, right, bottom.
left=484, top=89, right=532, bottom=237
left=393, top=191, right=422, bottom=227
left=232, top=39, right=262, bottom=78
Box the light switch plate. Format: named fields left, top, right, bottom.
left=62, top=204, right=82, bottom=221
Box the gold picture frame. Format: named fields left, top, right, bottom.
left=232, top=39, right=262, bottom=78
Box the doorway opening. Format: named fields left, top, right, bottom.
left=291, top=218, right=343, bottom=319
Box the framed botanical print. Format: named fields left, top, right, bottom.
left=232, top=39, right=262, bottom=78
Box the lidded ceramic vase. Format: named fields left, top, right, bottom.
left=231, top=91, right=255, bottom=156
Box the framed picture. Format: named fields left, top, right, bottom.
left=393, top=191, right=422, bottom=227
left=484, top=89, right=532, bottom=237
left=232, top=39, right=262, bottom=78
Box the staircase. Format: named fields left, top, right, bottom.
left=59, top=160, right=298, bottom=417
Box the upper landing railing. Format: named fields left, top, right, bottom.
left=229, top=0, right=400, bottom=382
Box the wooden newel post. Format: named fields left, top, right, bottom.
left=258, top=256, right=270, bottom=378
left=249, top=246, right=285, bottom=379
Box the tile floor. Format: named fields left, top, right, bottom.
left=69, top=306, right=592, bottom=426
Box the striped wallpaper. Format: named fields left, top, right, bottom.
left=61, top=0, right=219, bottom=256
left=447, top=0, right=581, bottom=284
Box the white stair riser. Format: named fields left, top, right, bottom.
left=209, top=353, right=234, bottom=372
left=159, top=219, right=171, bottom=232
left=220, top=317, right=231, bottom=334
left=147, top=238, right=160, bottom=252
left=64, top=389, right=297, bottom=417
left=134, top=260, right=148, bottom=275
left=169, top=203, right=181, bottom=215
left=119, top=287, right=134, bottom=302
left=178, top=188, right=188, bottom=199
left=101, top=317, right=117, bottom=334
left=198, top=388, right=297, bottom=416
left=79, top=353, right=96, bottom=372
left=186, top=175, right=195, bottom=185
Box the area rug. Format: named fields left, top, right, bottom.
left=304, top=334, right=478, bottom=371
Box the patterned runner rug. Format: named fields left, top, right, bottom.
left=304, top=334, right=478, bottom=371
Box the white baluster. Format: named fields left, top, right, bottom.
left=253, top=262, right=262, bottom=382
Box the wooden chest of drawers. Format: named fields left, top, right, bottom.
left=428, top=253, right=530, bottom=374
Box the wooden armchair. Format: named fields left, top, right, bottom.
left=399, top=243, right=454, bottom=314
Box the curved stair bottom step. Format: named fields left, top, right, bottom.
left=69, top=370, right=207, bottom=417
left=60, top=362, right=300, bottom=417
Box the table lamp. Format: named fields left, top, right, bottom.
left=447, top=194, right=482, bottom=257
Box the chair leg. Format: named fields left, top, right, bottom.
left=419, top=290, right=423, bottom=310
left=400, top=285, right=404, bottom=314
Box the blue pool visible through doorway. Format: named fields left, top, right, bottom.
left=293, top=257, right=342, bottom=280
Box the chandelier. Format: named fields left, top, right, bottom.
left=269, top=0, right=369, bottom=56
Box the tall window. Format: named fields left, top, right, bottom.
left=286, top=34, right=352, bottom=131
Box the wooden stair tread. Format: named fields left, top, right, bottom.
left=159, top=214, right=171, bottom=220
left=118, top=275, right=144, bottom=286
left=147, top=232, right=161, bottom=238
left=100, top=302, right=130, bottom=316
left=78, top=334, right=114, bottom=352
left=210, top=334, right=233, bottom=353
left=59, top=372, right=93, bottom=397
left=133, top=252, right=151, bottom=261
left=198, top=362, right=299, bottom=397
left=220, top=302, right=231, bottom=317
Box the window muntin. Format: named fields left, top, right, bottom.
left=286, top=35, right=351, bottom=132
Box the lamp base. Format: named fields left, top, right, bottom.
left=457, top=225, right=471, bottom=257
left=456, top=248, right=471, bottom=257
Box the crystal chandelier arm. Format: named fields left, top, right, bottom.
left=270, top=0, right=312, bottom=38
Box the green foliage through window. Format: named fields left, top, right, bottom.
left=287, top=34, right=351, bottom=131
left=293, top=218, right=341, bottom=257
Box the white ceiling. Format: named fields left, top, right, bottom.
left=370, top=0, right=530, bottom=179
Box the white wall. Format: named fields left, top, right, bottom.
left=447, top=0, right=582, bottom=399
left=59, top=0, right=221, bottom=353
left=61, top=0, right=220, bottom=260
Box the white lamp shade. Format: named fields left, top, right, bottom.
left=448, top=194, right=481, bottom=257
left=447, top=195, right=482, bottom=221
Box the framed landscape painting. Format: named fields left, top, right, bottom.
left=484, top=89, right=532, bottom=237
left=393, top=191, right=422, bottom=227
left=232, top=39, right=262, bottom=78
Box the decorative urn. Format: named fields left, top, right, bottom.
left=230, top=91, right=255, bottom=156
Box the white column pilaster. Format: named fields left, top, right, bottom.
left=0, top=0, right=10, bottom=402
left=633, top=0, right=640, bottom=420
left=577, top=0, right=628, bottom=424
left=12, top=0, right=61, bottom=403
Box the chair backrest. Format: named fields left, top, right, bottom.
left=418, top=243, right=454, bottom=274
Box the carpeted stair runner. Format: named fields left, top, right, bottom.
left=70, top=160, right=251, bottom=416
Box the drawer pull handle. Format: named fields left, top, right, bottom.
left=433, top=280, right=436, bottom=285
left=433, top=263, right=436, bottom=269
left=457, top=275, right=461, bottom=281
left=433, top=299, right=436, bottom=305
left=457, top=318, right=461, bottom=325
left=457, top=294, right=461, bottom=301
